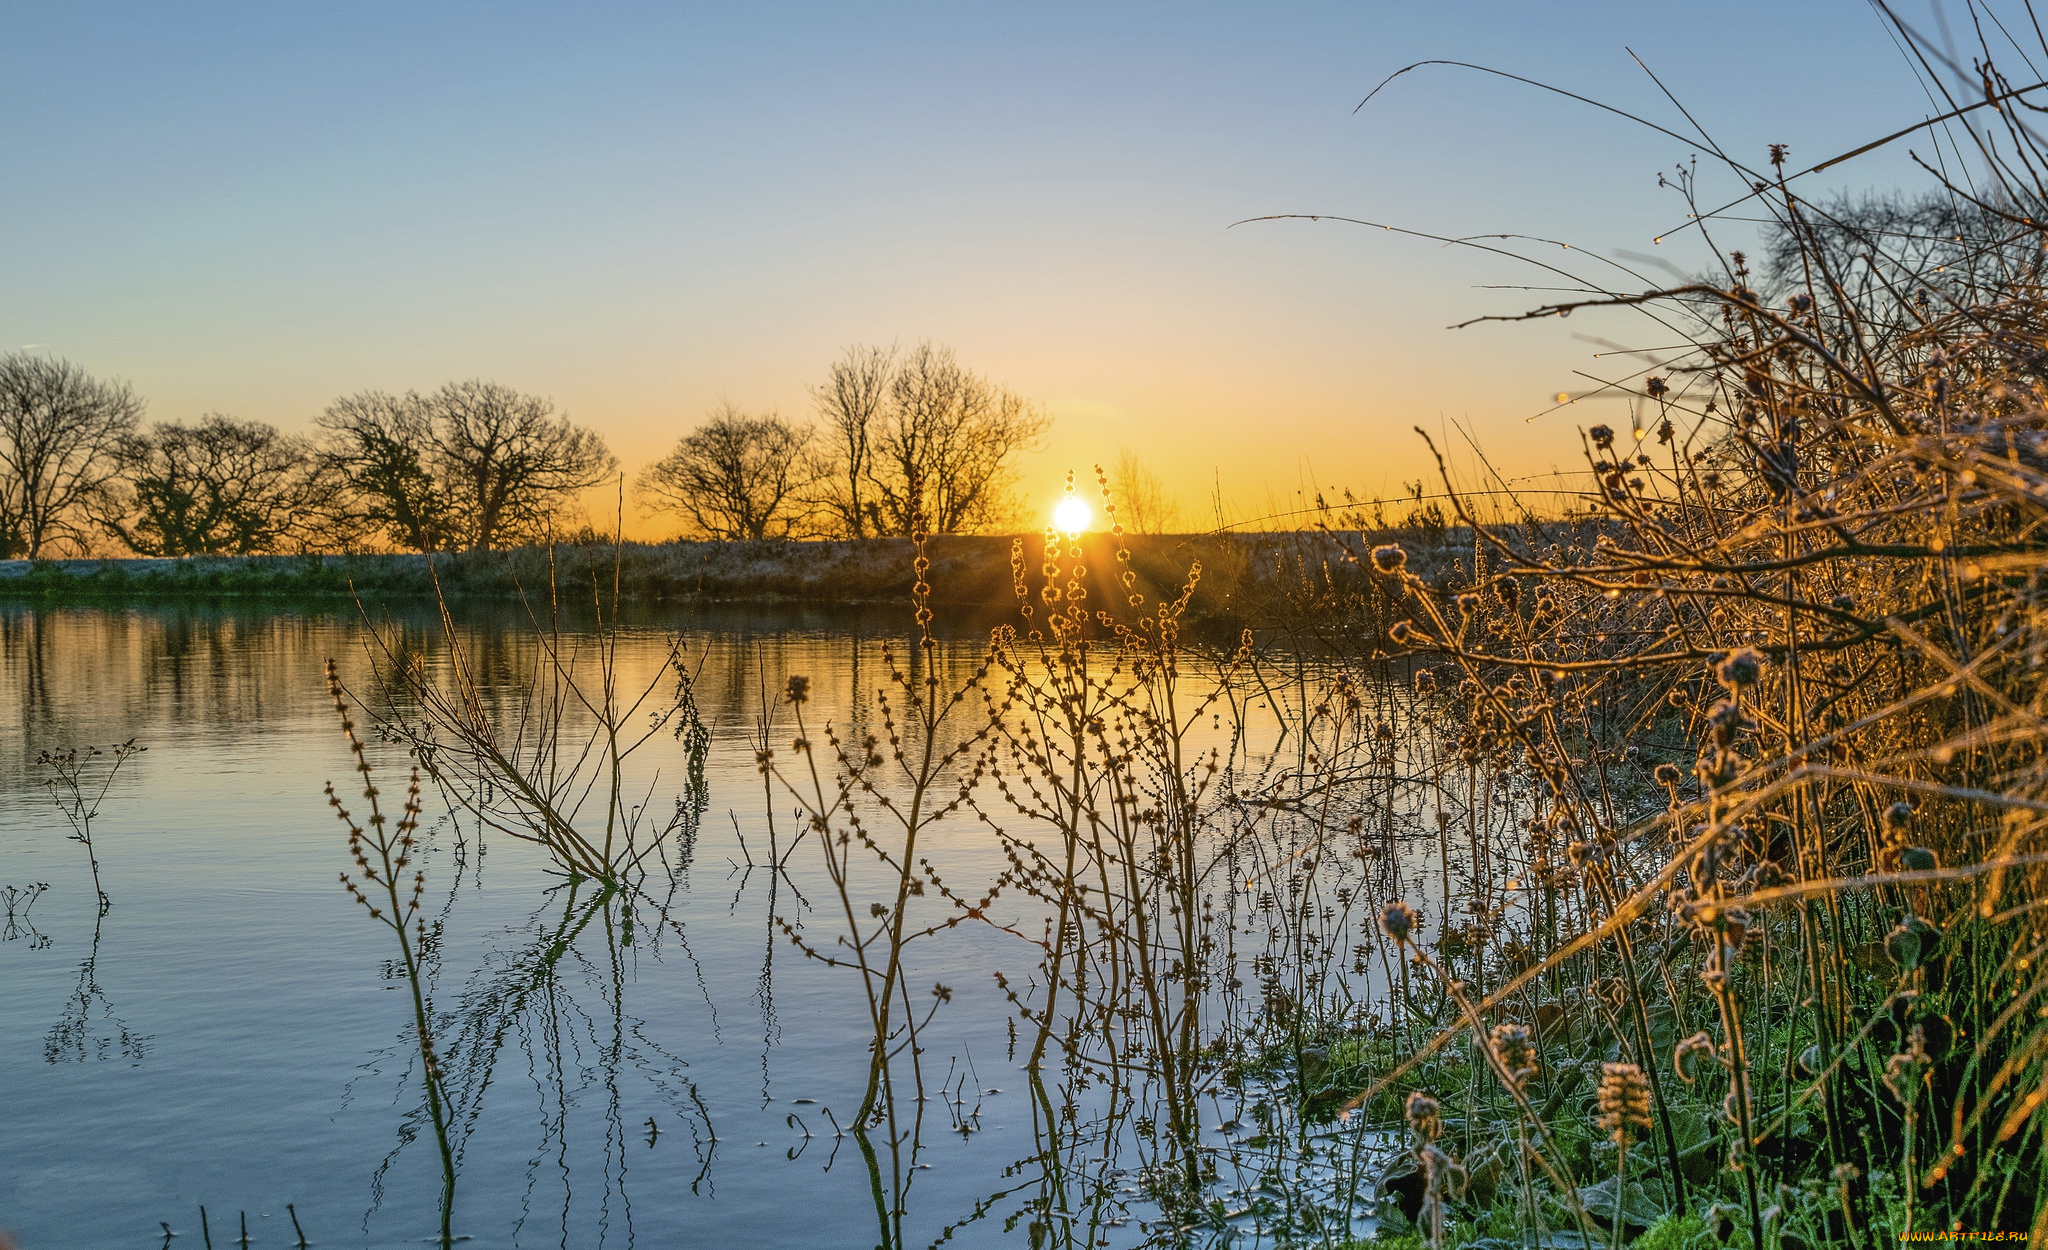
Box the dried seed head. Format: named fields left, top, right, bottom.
left=1370, top=544, right=1408, bottom=574
left=785, top=675, right=811, bottom=704
left=1596, top=1062, right=1654, bottom=1147
left=1489, top=1023, right=1537, bottom=1084
left=1715, top=647, right=1765, bottom=689
left=1380, top=900, right=1419, bottom=944
left=1404, top=1090, right=1442, bottom=1140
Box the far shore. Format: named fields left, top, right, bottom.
left=0, top=529, right=1493, bottom=637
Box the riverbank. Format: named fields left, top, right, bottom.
left=0, top=529, right=1482, bottom=636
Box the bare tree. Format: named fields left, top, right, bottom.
left=318, top=391, right=459, bottom=552
left=1108, top=446, right=1183, bottom=534
left=0, top=354, right=144, bottom=557
left=864, top=342, right=1050, bottom=535
left=1759, top=190, right=2036, bottom=304
left=318, top=381, right=614, bottom=552
left=419, top=381, right=615, bottom=551
left=99, top=414, right=330, bottom=556
left=811, top=343, right=894, bottom=538
left=641, top=404, right=816, bottom=540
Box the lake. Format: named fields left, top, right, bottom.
left=0, top=599, right=1418, bottom=1248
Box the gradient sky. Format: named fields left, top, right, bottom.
left=1, top=3, right=1964, bottom=535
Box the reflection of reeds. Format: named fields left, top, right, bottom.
left=325, top=663, right=457, bottom=1246
left=42, top=909, right=148, bottom=1064
left=433, top=877, right=716, bottom=1232
left=1, top=881, right=48, bottom=947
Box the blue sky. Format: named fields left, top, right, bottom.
left=0, top=2, right=1975, bottom=529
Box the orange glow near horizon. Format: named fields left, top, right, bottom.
left=4, top=6, right=1926, bottom=547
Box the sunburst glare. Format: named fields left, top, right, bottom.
left=1051, top=495, right=1091, bottom=535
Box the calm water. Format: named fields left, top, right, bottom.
left=0, top=601, right=1389, bottom=1249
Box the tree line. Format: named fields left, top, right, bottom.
left=642, top=341, right=1052, bottom=540
left=642, top=342, right=1186, bottom=540
left=0, top=340, right=1188, bottom=559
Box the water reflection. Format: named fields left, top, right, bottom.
left=0, top=608, right=340, bottom=770
left=44, top=911, right=149, bottom=1064
left=3, top=592, right=1454, bottom=1248
left=448, top=883, right=714, bottom=1245
left=345, top=583, right=1410, bottom=1248
left=349, top=868, right=730, bottom=1246
left=339, top=766, right=722, bottom=1248
left=1, top=881, right=47, bottom=946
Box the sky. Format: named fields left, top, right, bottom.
left=0, top=2, right=1986, bottom=535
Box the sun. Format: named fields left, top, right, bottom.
left=1052, top=495, right=1092, bottom=536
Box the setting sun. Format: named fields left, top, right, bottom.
left=1052, top=495, right=1092, bottom=535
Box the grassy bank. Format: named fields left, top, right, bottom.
left=0, top=527, right=1478, bottom=638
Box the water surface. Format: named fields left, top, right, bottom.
left=0, top=600, right=1396, bottom=1248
